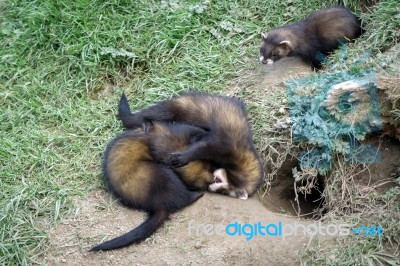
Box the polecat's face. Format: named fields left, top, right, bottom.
left=208, top=169, right=249, bottom=200
left=259, top=33, right=292, bottom=64
left=259, top=42, right=278, bottom=64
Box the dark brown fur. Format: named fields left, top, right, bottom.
left=118, top=92, right=264, bottom=196
left=259, top=6, right=362, bottom=69
left=147, top=121, right=250, bottom=198
left=146, top=122, right=215, bottom=189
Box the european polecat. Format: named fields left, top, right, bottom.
left=90, top=129, right=202, bottom=252
left=118, top=92, right=264, bottom=197
left=90, top=122, right=246, bottom=251
left=259, top=6, right=362, bottom=69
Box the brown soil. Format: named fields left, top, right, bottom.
left=256, top=57, right=311, bottom=87
left=47, top=191, right=314, bottom=266
left=354, top=135, right=400, bottom=192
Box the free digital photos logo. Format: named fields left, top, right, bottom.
left=188, top=220, right=384, bottom=240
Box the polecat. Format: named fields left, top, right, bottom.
left=259, top=6, right=362, bottom=69
left=89, top=129, right=202, bottom=252
left=118, top=92, right=264, bottom=197
left=90, top=121, right=247, bottom=251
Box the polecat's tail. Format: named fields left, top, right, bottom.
left=90, top=210, right=168, bottom=252
left=118, top=92, right=140, bottom=129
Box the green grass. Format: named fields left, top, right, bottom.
left=360, top=0, right=400, bottom=52
left=0, top=0, right=399, bottom=265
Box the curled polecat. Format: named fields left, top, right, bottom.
left=90, top=129, right=202, bottom=252
left=259, top=6, right=362, bottom=69
left=90, top=122, right=246, bottom=252
left=118, top=92, right=264, bottom=197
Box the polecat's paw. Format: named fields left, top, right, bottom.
left=168, top=153, right=189, bottom=167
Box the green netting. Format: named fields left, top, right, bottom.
left=286, top=64, right=382, bottom=173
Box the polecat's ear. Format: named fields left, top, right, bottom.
left=279, top=40, right=292, bottom=50
left=261, top=33, right=268, bottom=40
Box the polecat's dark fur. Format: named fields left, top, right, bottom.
left=259, top=6, right=362, bottom=69
left=147, top=121, right=250, bottom=199
left=118, top=92, right=264, bottom=196
left=146, top=121, right=216, bottom=190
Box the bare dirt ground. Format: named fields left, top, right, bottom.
left=48, top=192, right=314, bottom=266
left=47, top=58, right=319, bottom=266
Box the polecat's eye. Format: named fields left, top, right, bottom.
left=260, top=47, right=265, bottom=54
